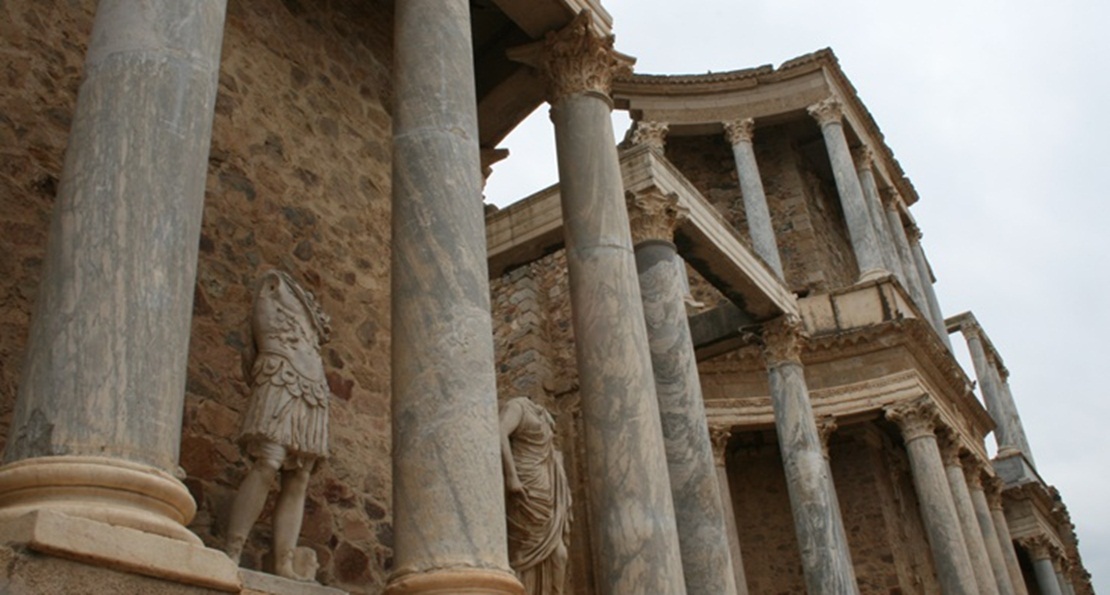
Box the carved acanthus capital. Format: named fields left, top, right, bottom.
left=630, top=120, right=668, bottom=151
left=760, top=315, right=808, bottom=366
left=962, top=456, right=987, bottom=490
left=708, top=424, right=732, bottom=467
left=884, top=397, right=939, bottom=443
left=905, top=222, right=923, bottom=244
left=936, top=429, right=964, bottom=468
left=1018, top=534, right=1054, bottom=561
left=959, top=320, right=985, bottom=343
left=525, top=11, right=634, bottom=104
left=817, top=416, right=838, bottom=459
left=984, top=476, right=1005, bottom=510
left=626, top=189, right=687, bottom=244
left=851, top=145, right=875, bottom=170
left=722, top=118, right=755, bottom=145
left=880, top=186, right=903, bottom=210
left=807, top=97, right=844, bottom=127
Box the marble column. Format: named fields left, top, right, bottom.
left=885, top=399, right=978, bottom=594
left=512, top=14, right=687, bottom=593
left=723, top=118, right=784, bottom=278
left=1020, top=536, right=1063, bottom=595
left=762, top=316, right=860, bottom=595
left=986, top=478, right=1031, bottom=595
left=852, top=147, right=905, bottom=284
left=905, top=224, right=954, bottom=350
left=709, top=425, right=751, bottom=595
left=994, top=365, right=1036, bottom=468
left=964, top=461, right=1021, bottom=595
left=1053, top=557, right=1074, bottom=595
left=807, top=98, right=887, bottom=282
left=959, top=323, right=1031, bottom=461
left=937, top=434, right=1002, bottom=595
left=0, top=0, right=227, bottom=544
left=388, top=2, right=521, bottom=593
left=880, top=192, right=929, bottom=314
left=629, top=190, right=738, bottom=595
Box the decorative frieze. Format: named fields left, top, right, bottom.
left=631, top=120, right=669, bottom=151
left=760, top=315, right=807, bottom=366
left=722, top=118, right=755, bottom=145
left=626, top=189, right=688, bottom=244
left=884, top=397, right=939, bottom=442
left=539, top=11, right=633, bottom=104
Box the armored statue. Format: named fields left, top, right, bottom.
left=225, top=269, right=331, bottom=580
left=500, top=396, right=572, bottom=595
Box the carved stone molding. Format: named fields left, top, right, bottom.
left=630, top=120, right=669, bottom=151
left=760, top=315, right=808, bottom=366
left=722, top=118, right=755, bottom=145
left=708, top=424, right=732, bottom=467
left=807, top=97, right=844, bottom=127
left=1018, top=535, right=1053, bottom=561
left=536, top=11, right=634, bottom=104
left=851, top=145, right=875, bottom=170
left=626, top=189, right=687, bottom=244
left=884, top=397, right=939, bottom=443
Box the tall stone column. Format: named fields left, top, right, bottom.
left=880, top=192, right=929, bottom=314
left=723, top=118, right=784, bottom=278
left=761, top=316, right=860, bottom=595
left=1053, top=556, right=1074, bottom=595
left=994, top=365, right=1036, bottom=467
left=964, top=461, right=1021, bottom=595
left=884, top=399, right=978, bottom=594
left=937, top=434, right=1003, bottom=595
left=388, top=2, right=521, bottom=593
left=512, top=13, right=687, bottom=593
left=0, top=0, right=227, bottom=544
left=709, top=425, right=751, bottom=595
left=852, top=147, right=905, bottom=284
left=959, top=322, right=1032, bottom=461
left=1019, top=536, right=1063, bottom=595
left=905, top=224, right=954, bottom=350
left=807, top=98, right=887, bottom=282
left=986, top=478, right=1031, bottom=595
left=629, top=190, right=738, bottom=595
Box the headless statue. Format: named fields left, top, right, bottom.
left=226, top=269, right=331, bottom=580
left=500, top=397, right=572, bottom=595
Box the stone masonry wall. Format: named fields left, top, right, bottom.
left=0, top=1, right=395, bottom=592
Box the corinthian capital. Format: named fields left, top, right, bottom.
left=722, top=118, right=755, bottom=145
left=936, top=429, right=963, bottom=468
left=884, top=397, right=939, bottom=443
left=851, top=145, right=875, bottom=170
left=760, top=315, right=807, bottom=366
left=708, top=424, right=732, bottom=467
left=1018, top=535, right=1054, bottom=561
left=630, top=120, right=669, bottom=151
left=807, top=97, right=843, bottom=127
left=962, top=456, right=987, bottom=490
left=626, top=189, right=687, bottom=244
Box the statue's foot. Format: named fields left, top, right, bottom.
left=274, top=547, right=318, bottom=582
left=225, top=535, right=246, bottom=564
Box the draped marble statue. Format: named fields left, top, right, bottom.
left=500, top=397, right=572, bottom=595
left=225, top=269, right=332, bottom=580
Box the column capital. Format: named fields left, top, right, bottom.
left=807, top=97, right=844, bottom=127
left=1018, top=535, right=1054, bottom=561
left=817, top=416, right=838, bottom=459
left=884, top=397, right=940, bottom=443
left=626, top=189, right=687, bottom=244
left=962, top=456, right=988, bottom=490
left=851, top=145, right=875, bottom=170
left=722, top=118, right=755, bottom=145
left=630, top=120, right=669, bottom=151
left=708, top=424, right=732, bottom=467
left=936, top=429, right=964, bottom=468
left=984, top=476, right=1005, bottom=510
left=760, top=315, right=808, bottom=366
left=905, top=222, right=923, bottom=243
left=880, top=186, right=903, bottom=209
left=959, top=319, right=985, bottom=342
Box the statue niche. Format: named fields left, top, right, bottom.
left=500, top=396, right=572, bottom=595
left=225, top=269, right=332, bottom=581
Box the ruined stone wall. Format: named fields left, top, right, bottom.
left=0, top=1, right=395, bottom=591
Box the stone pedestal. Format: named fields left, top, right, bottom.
left=388, top=2, right=521, bottom=593
left=808, top=98, right=886, bottom=282
left=724, top=118, right=784, bottom=278
left=709, top=426, right=750, bottom=595
left=937, top=436, right=1002, bottom=595
left=511, top=14, right=686, bottom=593
left=885, top=399, right=977, bottom=594
left=1020, top=537, right=1063, bottom=595
left=630, top=190, right=738, bottom=595
left=762, top=317, right=859, bottom=595
left=0, top=0, right=232, bottom=580
left=985, top=478, right=1030, bottom=595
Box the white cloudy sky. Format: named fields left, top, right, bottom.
left=484, top=0, right=1110, bottom=588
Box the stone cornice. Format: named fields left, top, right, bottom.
left=626, top=188, right=687, bottom=244
left=885, top=397, right=939, bottom=443
left=722, top=118, right=755, bottom=145
left=629, top=120, right=668, bottom=151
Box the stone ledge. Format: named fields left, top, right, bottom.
left=240, top=569, right=348, bottom=595
left=0, top=510, right=240, bottom=592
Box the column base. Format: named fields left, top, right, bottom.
left=0, top=455, right=199, bottom=544
left=385, top=568, right=524, bottom=595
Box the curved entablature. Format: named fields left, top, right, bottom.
left=612, top=48, right=921, bottom=207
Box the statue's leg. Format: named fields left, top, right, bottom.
left=225, top=452, right=280, bottom=562
left=552, top=540, right=569, bottom=595
left=273, top=463, right=312, bottom=579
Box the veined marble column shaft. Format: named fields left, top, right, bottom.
left=881, top=194, right=930, bottom=316
left=938, top=435, right=1003, bottom=595
left=808, top=98, right=886, bottom=281
left=994, top=366, right=1036, bottom=468
left=853, top=147, right=905, bottom=284
left=513, top=14, right=687, bottom=593
left=389, top=2, right=521, bottom=593
left=961, top=325, right=1031, bottom=462
left=630, top=191, right=738, bottom=595
left=964, top=462, right=1020, bottom=595
left=762, top=317, right=860, bottom=595
left=885, top=399, right=978, bottom=594
left=710, top=426, right=751, bottom=595
left=0, top=0, right=227, bottom=544
left=723, top=118, right=784, bottom=278
left=906, top=225, right=953, bottom=350
left=1020, top=537, right=1063, bottom=595
left=986, top=479, right=1031, bottom=595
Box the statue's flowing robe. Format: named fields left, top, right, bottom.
left=505, top=398, right=571, bottom=594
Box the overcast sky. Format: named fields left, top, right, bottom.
left=484, top=0, right=1110, bottom=588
